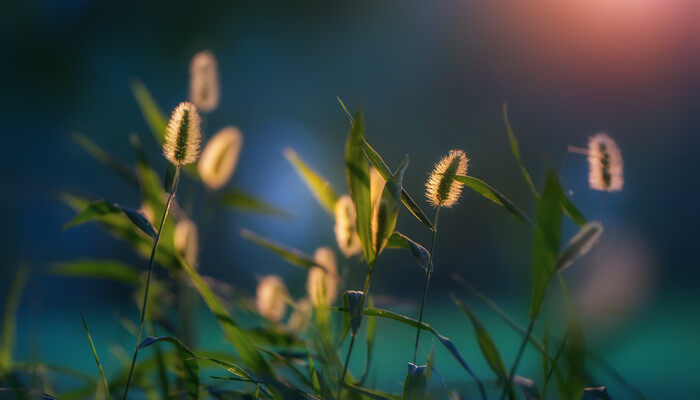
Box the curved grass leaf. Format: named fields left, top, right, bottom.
left=72, top=133, right=138, bottom=186
left=555, top=222, right=603, bottom=274
left=345, top=111, right=375, bottom=265
left=1, top=267, right=29, bottom=371
left=386, top=232, right=431, bottom=271
left=79, top=310, right=112, bottom=400
left=530, top=171, right=564, bottom=319
left=502, top=103, right=539, bottom=199
left=239, top=229, right=317, bottom=270
left=345, top=383, right=398, bottom=400
left=194, top=357, right=250, bottom=379
left=136, top=336, right=199, bottom=400
left=50, top=259, right=139, bottom=285
left=452, top=175, right=531, bottom=226
left=178, top=256, right=273, bottom=376
left=64, top=200, right=157, bottom=239
left=559, top=189, right=586, bottom=227
left=373, top=156, right=408, bottom=256
left=219, top=189, right=288, bottom=217
left=131, top=80, right=167, bottom=143
left=284, top=148, right=339, bottom=216
left=560, top=318, right=586, bottom=400
left=362, top=138, right=434, bottom=231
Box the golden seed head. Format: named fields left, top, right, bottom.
left=588, top=132, right=623, bottom=192
left=307, top=247, right=339, bottom=306
left=256, top=275, right=288, bottom=322
left=163, top=102, right=201, bottom=166
left=189, top=50, right=220, bottom=112
left=174, top=219, right=199, bottom=268
left=334, top=195, right=363, bottom=257
left=198, top=126, right=243, bottom=190
left=425, top=149, right=469, bottom=208
left=286, top=297, right=313, bottom=334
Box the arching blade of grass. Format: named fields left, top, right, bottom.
left=1, top=266, right=29, bottom=371
left=130, top=80, right=167, bottom=143
left=450, top=294, right=514, bottom=400
left=284, top=148, right=339, bottom=216
left=255, top=347, right=313, bottom=388
left=554, top=222, right=603, bottom=274
left=219, top=189, right=289, bottom=217
left=345, top=111, right=375, bottom=265
left=49, top=259, right=140, bottom=286
left=136, top=337, right=198, bottom=400
left=79, top=310, right=112, bottom=400
left=559, top=188, right=586, bottom=227
left=239, top=229, right=318, bottom=270
left=502, top=102, right=539, bottom=199
left=373, top=156, right=408, bottom=257
left=386, top=232, right=431, bottom=271
left=362, top=138, right=434, bottom=231
left=177, top=255, right=273, bottom=376
left=452, top=175, right=531, bottom=226
left=72, top=133, right=138, bottom=186
left=344, top=383, right=398, bottom=400
left=63, top=200, right=157, bottom=239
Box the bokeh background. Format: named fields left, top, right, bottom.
left=2, top=0, right=700, bottom=398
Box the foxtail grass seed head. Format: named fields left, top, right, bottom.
left=163, top=102, right=201, bottom=166
left=256, top=275, right=288, bottom=322
left=588, top=132, right=623, bottom=192
left=198, top=126, right=243, bottom=190
left=425, top=149, right=469, bottom=207
left=174, top=219, right=199, bottom=268
left=286, top=297, right=313, bottom=334
left=334, top=195, right=363, bottom=257
left=307, top=247, right=339, bottom=306
left=189, top=50, right=220, bottom=112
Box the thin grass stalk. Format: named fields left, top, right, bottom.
left=541, top=325, right=571, bottom=398
left=123, top=167, right=181, bottom=400
left=500, top=317, right=536, bottom=400
left=413, top=206, right=440, bottom=364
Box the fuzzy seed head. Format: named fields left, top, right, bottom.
left=174, top=219, right=199, bottom=268
left=189, top=50, right=220, bottom=112
left=286, top=298, right=313, bottom=334
left=307, top=247, right=339, bottom=306
left=163, top=102, right=201, bottom=165
left=334, top=195, right=363, bottom=257
left=588, top=133, right=623, bottom=192
left=425, top=149, right=469, bottom=207
left=198, top=126, right=243, bottom=190
left=256, top=275, right=288, bottom=322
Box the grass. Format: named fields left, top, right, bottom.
left=0, top=53, right=640, bottom=400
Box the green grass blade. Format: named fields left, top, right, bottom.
left=560, top=318, right=585, bottom=400
left=130, top=80, right=167, bottom=143
left=284, top=148, right=339, bottom=216
left=358, top=296, right=376, bottom=385
left=63, top=200, right=157, bottom=239
left=555, top=222, right=603, bottom=274
left=345, top=383, right=398, bottom=400
left=344, top=111, right=375, bottom=265
left=219, top=189, right=289, bottom=217
left=530, top=171, right=564, bottom=319
left=1, top=266, right=29, bottom=371
left=373, top=156, right=408, bottom=256
left=362, top=138, right=434, bottom=231
left=502, top=103, right=539, bottom=199
left=136, top=337, right=199, bottom=400
left=559, top=188, right=586, bottom=227
left=79, top=310, right=112, bottom=400
left=49, top=259, right=140, bottom=285
left=385, top=232, right=431, bottom=270
left=453, top=175, right=531, bottom=225
left=178, top=256, right=273, bottom=376
left=239, top=229, right=317, bottom=270
left=72, top=133, right=138, bottom=186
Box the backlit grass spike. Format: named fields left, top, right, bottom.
left=189, top=50, right=220, bottom=112
left=588, top=132, right=623, bottom=192
left=425, top=149, right=469, bottom=207
left=163, top=102, right=201, bottom=166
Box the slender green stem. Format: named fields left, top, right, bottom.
left=500, top=317, right=536, bottom=400
left=123, top=167, right=180, bottom=400
left=337, top=333, right=357, bottom=399
left=413, top=207, right=440, bottom=364
left=541, top=325, right=571, bottom=398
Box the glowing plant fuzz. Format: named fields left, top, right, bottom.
left=286, top=298, right=313, bottom=334
left=256, top=275, right=289, bottom=322
left=307, top=247, right=338, bottom=306
left=189, top=50, right=220, bottom=112
left=587, top=132, right=623, bottom=192
left=198, top=126, right=243, bottom=190
left=334, top=195, right=363, bottom=258
left=163, top=102, right=202, bottom=166
left=426, top=150, right=469, bottom=207
left=174, top=219, right=199, bottom=268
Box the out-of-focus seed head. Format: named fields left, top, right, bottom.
left=198, top=126, right=243, bottom=190
left=256, top=275, right=288, bottom=322
left=163, top=102, right=201, bottom=166
left=588, top=132, right=623, bottom=192
left=334, top=195, right=363, bottom=257
left=307, top=247, right=338, bottom=306
left=189, top=50, right=220, bottom=112
left=286, top=297, right=313, bottom=334
left=425, top=150, right=469, bottom=208
left=174, top=219, right=199, bottom=268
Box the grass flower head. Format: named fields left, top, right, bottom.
left=198, top=126, right=243, bottom=190
left=425, top=149, right=469, bottom=207
left=307, top=247, right=338, bottom=306
left=189, top=50, right=220, bottom=112
left=256, top=275, right=288, bottom=322
left=174, top=219, right=199, bottom=267
left=286, top=298, right=313, bottom=334
left=334, top=195, right=363, bottom=257
left=163, top=102, right=201, bottom=166
left=588, top=132, right=623, bottom=192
